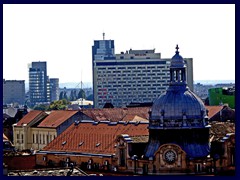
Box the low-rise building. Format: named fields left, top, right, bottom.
left=12, top=110, right=81, bottom=150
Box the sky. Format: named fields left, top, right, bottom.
left=3, top=4, right=235, bottom=86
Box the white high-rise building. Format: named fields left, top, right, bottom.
left=92, top=39, right=193, bottom=108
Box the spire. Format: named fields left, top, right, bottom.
left=170, top=45, right=187, bottom=86
left=175, top=44, right=179, bottom=54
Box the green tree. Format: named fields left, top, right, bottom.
left=70, top=90, right=74, bottom=101
left=63, top=92, right=68, bottom=100
left=86, top=94, right=93, bottom=101
left=78, top=89, right=86, bottom=99
left=33, top=104, right=49, bottom=111
left=48, top=100, right=70, bottom=110
left=59, top=91, right=64, bottom=100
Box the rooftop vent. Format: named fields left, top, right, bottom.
left=62, top=141, right=67, bottom=146
left=79, top=141, right=84, bottom=146
left=74, top=120, right=80, bottom=125
left=96, top=143, right=101, bottom=147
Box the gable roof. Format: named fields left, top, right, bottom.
left=43, top=121, right=149, bottom=155
left=82, top=107, right=150, bottom=122
left=15, top=110, right=45, bottom=126
left=37, top=110, right=78, bottom=128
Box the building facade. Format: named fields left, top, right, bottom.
left=92, top=39, right=193, bottom=108
left=50, top=78, right=59, bottom=102
left=3, top=79, right=25, bottom=105
left=29, top=61, right=50, bottom=106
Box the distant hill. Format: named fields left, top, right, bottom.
left=194, top=80, right=235, bottom=85
left=25, top=80, right=234, bottom=92
left=25, top=82, right=93, bottom=92
left=59, top=82, right=92, bottom=89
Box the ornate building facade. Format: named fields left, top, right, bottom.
left=35, top=46, right=235, bottom=175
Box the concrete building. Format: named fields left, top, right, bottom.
left=29, top=61, right=50, bottom=106
left=3, top=79, right=25, bottom=106
left=50, top=78, right=59, bottom=102
left=92, top=38, right=193, bottom=108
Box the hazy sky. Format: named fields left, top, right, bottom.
left=3, top=4, right=235, bottom=85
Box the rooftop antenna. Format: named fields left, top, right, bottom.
left=103, top=32, right=105, bottom=40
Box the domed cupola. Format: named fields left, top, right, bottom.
left=149, top=45, right=208, bottom=129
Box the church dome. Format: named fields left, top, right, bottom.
left=149, top=45, right=208, bottom=129
left=170, top=45, right=185, bottom=68
left=151, top=86, right=207, bottom=120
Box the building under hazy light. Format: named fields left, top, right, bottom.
left=92, top=37, right=193, bottom=108
left=3, top=79, right=25, bottom=106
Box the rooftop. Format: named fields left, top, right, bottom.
left=43, top=121, right=149, bottom=155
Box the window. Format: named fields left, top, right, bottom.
left=17, top=134, right=19, bottom=143
left=36, top=134, right=38, bottom=143
left=43, top=134, right=45, bottom=144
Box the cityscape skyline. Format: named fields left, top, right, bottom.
left=3, top=4, right=235, bottom=84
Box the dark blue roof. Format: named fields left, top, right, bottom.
left=151, top=86, right=207, bottom=120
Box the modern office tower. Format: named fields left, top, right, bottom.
left=92, top=38, right=193, bottom=108
left=29, top=61, right=49, bottom=106
left=3, top=79, right=25, bottom=105
left=92, top=33, right=115, bottom=61
left=50, top=78, right=59, bottom=102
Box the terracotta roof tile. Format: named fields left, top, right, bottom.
left=15, top=110, right=45, bottom=126
left=206, top=105, right=223, bottom=118
left=38, top=110, right=78, bottom=128
left=43, top=122, right=149, bottom=155
left=130, top=135, right=149, bottom=143
left=82, top=107, right=150, bottom=122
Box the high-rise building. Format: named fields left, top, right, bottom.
left=3, top=79, right=25, bottom=105
left=92, top=38, right=193, bottom=108
left=29, top=61, right=49, bottom=106
left=50, top=78, right=59, bottom=102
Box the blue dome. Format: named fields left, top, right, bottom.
left=149, top=45, right=208, bottom=129
left=170, top=51, right=185, bottom=68
left=151, top=86, right=207, bottom=120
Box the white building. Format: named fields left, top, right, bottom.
left=92, top=39, right=193, bottom=108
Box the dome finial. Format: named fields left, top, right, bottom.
left=175, top=44, right=179, bottom=54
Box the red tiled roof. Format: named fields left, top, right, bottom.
left=82, top=107, right=150, bottom=122
left=206, top=105, right=223, bottom=119
left=43, top=122, right=149, bottom=155
left=15, top=110, right=45, bottom=126
left=38, top=110, right=78, bottom=128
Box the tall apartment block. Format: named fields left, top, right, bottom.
left=3, top=79, right=25, bottom=105
left=92, top=38, right=193, bottom=108
left=50, top=78, right=59, bottom=102
left=29, top=61, right=50, bottom=106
